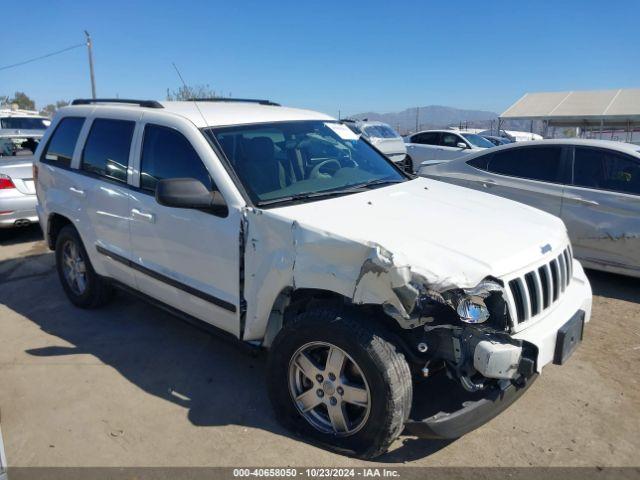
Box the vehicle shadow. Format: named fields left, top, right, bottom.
left=0, top=224, right=43, bottom=246
left=585, top=269, right=640, bottom=304
left=0, top=251, right=451, bottom=462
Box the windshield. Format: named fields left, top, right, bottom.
left=1, top=117, right=50, bottom=130
left=207, top=121, right=406, bottom=205
left=363, top=124, right=401, bottom=139
left=462, top=133, right=494, bottom=148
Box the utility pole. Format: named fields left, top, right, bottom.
left=84, top=30, right=96, bottom=99
left=415, top=107, right=419, bottom=132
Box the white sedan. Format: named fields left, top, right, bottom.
left=404, top=129, right=494, bottom=172
left=420, top=138, right=640, bottom=278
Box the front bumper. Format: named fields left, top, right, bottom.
left=405, top=261, right=592, bottom=439
left=0, top=193, right=38, bottom=227
left=405, top=373, right=537, bottom=439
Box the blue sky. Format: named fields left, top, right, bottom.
left=2, top=0, right=639, bottom=116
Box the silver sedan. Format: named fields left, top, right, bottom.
left=419, top=139, right=640, bottom=278
left=0, top=155, right=38, bottom=228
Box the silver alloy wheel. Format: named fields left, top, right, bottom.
left=288, top=341, right=371, bottom=437
left=62, top=239, right=87, bottom=295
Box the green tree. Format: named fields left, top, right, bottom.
left=166, top=84, right=218, bottom=101
left=7, top=91, right=36, bottom=110
left=40, top=100, right=70, bottom=117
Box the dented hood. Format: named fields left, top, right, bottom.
left=270, top=177, right=568, bottom=289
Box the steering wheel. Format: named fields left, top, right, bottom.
left=309, top=159, right=342, bottom=179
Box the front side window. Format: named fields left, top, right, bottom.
left=411, top=132, right=439, bottom=145
left=41, top=117, right=85, bottom=167
left=81, top=119, right=135, bottom=183
left=140, top=124, right=213, bottom=193
left=441, top=133, right=465, bottom=148
left=208, top=120, right=405, bottom=205
left=487, top=147, right=563, bottom=183
left=573, top=147, right=640, bottom=195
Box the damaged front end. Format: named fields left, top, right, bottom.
left=371, top=259, right=537, bottom=393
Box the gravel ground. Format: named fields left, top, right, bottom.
left=0, top=225, right=638, bottom=467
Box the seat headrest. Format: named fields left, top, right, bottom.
left=244, top=136, right=275, bottom=162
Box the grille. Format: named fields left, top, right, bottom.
left=507, top=246, right=573, bottom=325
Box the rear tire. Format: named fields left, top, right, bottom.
left=267, top=308, right=412, bottom=459
left=55, top=225, right=112, bottom=308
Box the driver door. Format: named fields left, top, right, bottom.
left=128, top=118, right=241, bottom=336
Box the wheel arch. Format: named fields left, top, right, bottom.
left=46, top=212, right=74, bottom=250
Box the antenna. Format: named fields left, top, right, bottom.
left=172, top=62, right=208, bottom=127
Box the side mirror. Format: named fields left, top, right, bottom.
left=155, top=178, right=228, bottom=216
left=456, top=142, right=468, bottom=149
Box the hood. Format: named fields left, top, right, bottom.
left=368, top=137, right=407, bottom=156
left=270, top=177, right=568, bottom=289
left=0, top=157, right=35, bottom=194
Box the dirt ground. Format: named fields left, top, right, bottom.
left=0, top=225, right=639, bottom=467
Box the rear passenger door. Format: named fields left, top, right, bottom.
left=469, top=146, right=567, bottom=217
left=128, top=118, right=241, bottom=336
left=561, top=146, right=640, bottom=272
left=75, top=114, right=139, bottom=286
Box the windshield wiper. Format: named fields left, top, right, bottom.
left=257, top=187, right=370, bottom=207
left=354, top=178, right=405, bottom=189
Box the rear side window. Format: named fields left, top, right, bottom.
left=486, top=147, right=563, bottom=183
left=573, top=147, right=640, bottom=195
left=467, top=154, right=491, bottom=170
left=81, top=119, right=135, bottom=183
left=42, top=117, right=85, bottom=167
left=140, top=124, right=213, bottom=192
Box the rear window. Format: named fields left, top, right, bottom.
left=486, top=147, right=563, bottom=183
left=81, top=119, right=135, bottom=183
left=1, top=117, right=50, bottom=130
left=41, top=117, right=85, bottom=167
left=363, top=125, right=400, bottom=139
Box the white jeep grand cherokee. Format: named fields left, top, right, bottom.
left=35, top=98, right=592, bottom=459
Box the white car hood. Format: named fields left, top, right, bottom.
left=270, top=177, right=568, bottom=289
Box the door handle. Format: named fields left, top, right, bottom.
left=69, top=186, right=85, bottom=196
left=131, top=208, right=155, bottom=223
left=482, top=179, right=497, bottom=187
left=565, top=195, right=599, bottom=207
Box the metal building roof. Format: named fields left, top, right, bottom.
left=500, top=88, right=640, bottom=122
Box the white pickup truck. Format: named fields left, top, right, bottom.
left=35, top=98, right=592, bottom=459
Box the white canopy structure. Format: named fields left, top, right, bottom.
left=500, top=88, right=640, bottom=142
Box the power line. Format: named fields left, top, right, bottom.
left=0, top=42, right=86, bottom=72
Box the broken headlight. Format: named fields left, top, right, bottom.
left=443, top=281, right=505, bottom=324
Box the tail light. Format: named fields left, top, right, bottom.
left=0, top=174, right=15, bottom=189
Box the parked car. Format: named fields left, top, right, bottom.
left=478, top=129, right=542, bottom=142
left=36, top=99, right=592, bottom=459
left=482, top=135, right=513, bottom=146
left=342, top=119, right=410, bottom=171
left=404, top=129, right=494, bottom=172
left=420, top=139, right=640, bottom=278
left=0, top=108, right=48, bottom=156
left=0, top=129, right=41, bottom=228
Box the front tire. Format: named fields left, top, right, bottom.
left=267, top=308, right=412, bottom=459
left=55, top=225, right=112, bottom=308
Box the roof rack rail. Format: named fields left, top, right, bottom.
left=186, top=98, right=280, bottom=107
left=71, top=98, right=164, bottom=109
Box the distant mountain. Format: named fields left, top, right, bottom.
left=347, top=105, right=537, bottom=135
